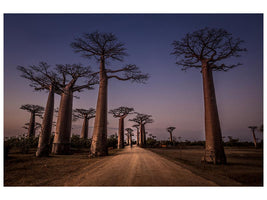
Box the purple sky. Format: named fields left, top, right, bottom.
left=4, top=14, right=263, bottom=142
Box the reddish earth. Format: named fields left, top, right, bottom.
left=58, top=146, right=217, bottom=186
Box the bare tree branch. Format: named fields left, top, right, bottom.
left=171, top=27, right=247, bottom=71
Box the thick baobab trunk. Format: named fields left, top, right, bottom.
left=129, top=134, right=132, bottom=146
left=140, top=124, right=143, bottom=146
left=28, top=112, right=35, bottom=137
left=142, top=124, right=146, bottom=146
left=201, top=64, right=226, bottom=164
left=117, top=118, right=124, bottom=149
left=136, top=128, right=140, bottom=146
left=36, top=86, right=54, bottom=157
left=252, top=130, right=257, bottom=148
left=80, top=117, right=89, bottom=139
left=169, top=132, right=173, bottom=143
left=52, top=89, right=73, bottom=154
left=140, top=124, right=146, bottom=147
left=90, top=58, right=108, bottom=157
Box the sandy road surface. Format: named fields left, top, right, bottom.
left=62, top=146, right=217, bottom=186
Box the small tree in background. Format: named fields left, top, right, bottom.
left=125, top=128, right=134, bottom=146
left=171, top=27, right=246, bottom=164
left=73, top=108, right=96, bottom=139
left=22, top=122, right=42, bottom=135
left=20, top=104, right=44, bottom=138
left=167, top=127, right=176, bottom=144
left=132, top=124, right=140, bottom=146
left=129, top=113, right=153, bottom=147
left=109, top=107, right=134, bottom=149
left=248, top=126, right=258, bottom=148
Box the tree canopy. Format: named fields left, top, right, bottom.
left=171, top=27, right=247, bottom=71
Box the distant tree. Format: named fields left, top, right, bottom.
left=125, top=128, right=134, bottom=146
left=129, top=113, right=153, bottom=147
left=132, top=124, right=140, bottom=146
left=171, top=27, right=246, bottom=164
left=227, top=136, right=239, bottom=146
left=109, top=107, right=134, bottom=149
left=22, top=122, right=42, bottom=133
left=73, top=108, right=96, bottom=139
left=20, top=104, right=44, bottom=138
left=71, top=31, right=149, bottom=157
left=167, top=127, right=176, bottom=143
left=248, top=126, right=258, bottom=148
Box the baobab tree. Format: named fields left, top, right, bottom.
left=132, top=124, right=140, bottom=146
left=109, top=107, right=134, bottom=149
left=18, top=62, right=62, bottom=157
left=71, top=31, right=149, bottom=157
left=248, top=126, right=257, bottom=148
left=73, top=108, right=96, bottom=139
left=18, top=62, right=98, bottom=155
left=23, top=122, right=42, bottom=137
left=52, top=64, right=98, bottom=154
left=167, top=126, right=176, bottom=143
left=125, top=128, right=134, bottom=146
left=129, top=113, right=153, bottom=147
left=171, top=27, right=246, bottom=164
left=20, top=104, right=44, bottom=138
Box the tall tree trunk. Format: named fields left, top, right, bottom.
left=136, top=128, right=139, bottom=146
left=128, top=133, right=130, bottom=145
left=129, top=134, right=132, bottom=146
left=90, top=58, right=108, bottom=157
left=252, top=130, right=257, bottom=148
left=36, top=86, right=54, bottom=157
left=52, top=88, right=73, bottom=154
left=117, top=117, right=124, bottom=149
left=80, top=117, right=89, bottom=139
left=170, top=132, right=173, bottom=143
left=142, top=124, right=146, bottom=146
left=28, top=112, right=35, bottom=137
left=201, top=64, right=226, bottom=164
left=140, top=124, right=143, bottom=146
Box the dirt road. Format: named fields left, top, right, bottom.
left=61, top=146, right=217, bottom=186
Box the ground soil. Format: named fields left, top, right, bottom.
left=148, top=146, right=263, bottom=186
left=4, top=145, right=263, bottom=186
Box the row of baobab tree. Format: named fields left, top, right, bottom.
left=18, top=31, right=149, bottom=157
left=18, top=27, right=249, bottom=164
left=19, top=103, right=154, bottom=151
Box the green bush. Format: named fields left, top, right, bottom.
left=4, top=134, right=39, bottom=154
left=107, top=134, right=118, bottom=148
left=71, top=134, right=91, bottom=148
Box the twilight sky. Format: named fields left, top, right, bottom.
left=4, top=14, right=263, bottom=142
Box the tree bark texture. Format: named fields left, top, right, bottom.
left=80, top=117, right=89, bottom=139
left=117, top=118, right=124, bottom=149
left=129, top=134, right=132, bottom=146
left=28, top=112, right=35, bottom=137
left=52, top=89, right=73, bottom=154
left=142, top=124, right=146, bottom=146
left=201, top=64, right=226, bottom=164
left=140, top=124, right=146, bottom=147
left=252, top=130, right=257, bottom=148
left=90, top=59, right=108, bottom=157
left=136, top=128, right=139, bottom=146
left=36, top=87, right=54, bottom=157
left=169, top=133, right=173, bottom=143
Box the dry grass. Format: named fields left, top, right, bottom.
left=4, top=148, right=120, bottom=186
left=148, top=146, right=263, bottom=186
